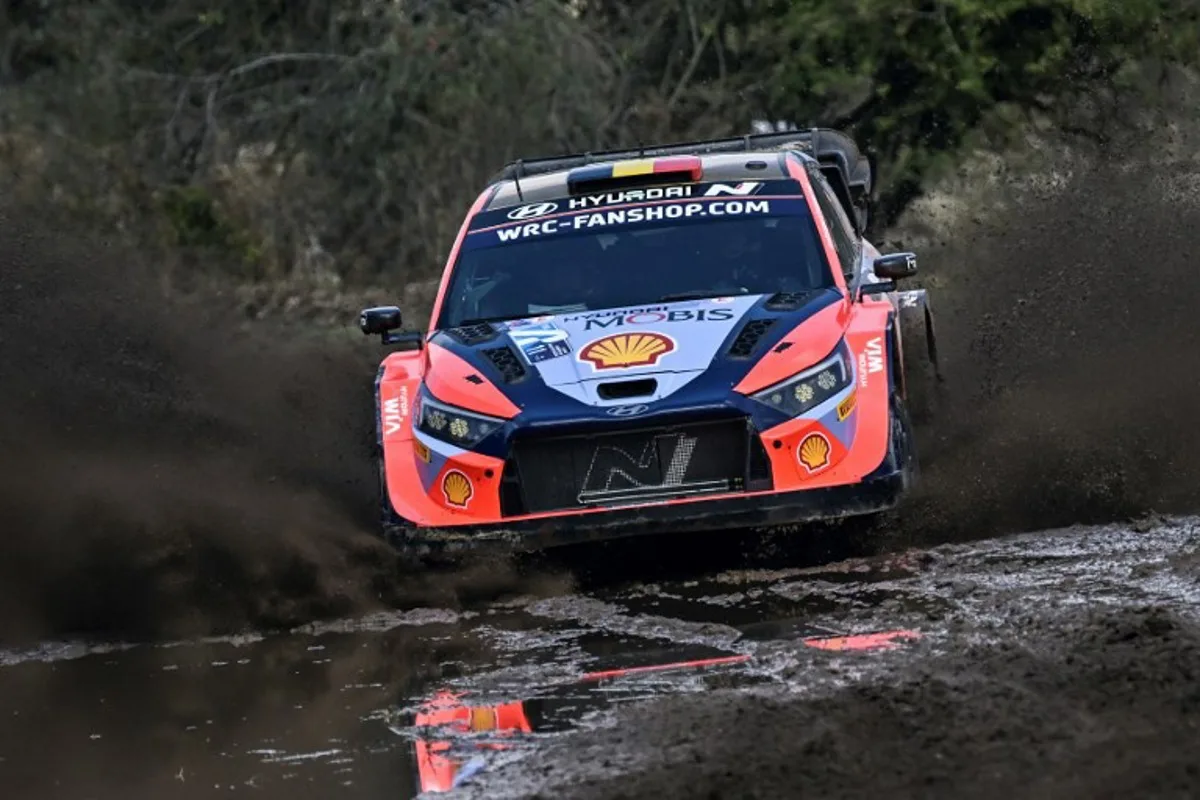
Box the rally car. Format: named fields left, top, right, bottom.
left=359, top=128, right=939, bottom=553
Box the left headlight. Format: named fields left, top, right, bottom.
left=415, top=391, right=504, bottom=448
left=752, top=342, right=853, bottom=418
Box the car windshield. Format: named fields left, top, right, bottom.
left=438, top=192, right=834, bottom=329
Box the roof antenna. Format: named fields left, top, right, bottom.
left=513, top=159, right=526, bottom=201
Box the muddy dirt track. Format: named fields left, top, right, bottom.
left=2, top=135, right=1200, bottom=798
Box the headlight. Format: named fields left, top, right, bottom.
left=752, top=342, right=853, bottom=417
left=415, top=391, right=503, bottom=448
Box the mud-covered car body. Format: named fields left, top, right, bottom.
left=360, top=129, right=937, bottom=552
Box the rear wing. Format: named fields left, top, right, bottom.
left=490, top=128, right=874, bottom=233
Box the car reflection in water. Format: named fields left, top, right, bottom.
left=403, top=627, right=919, bottom=794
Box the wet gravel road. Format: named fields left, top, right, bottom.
left=4, top=515, right=1198, bottom=799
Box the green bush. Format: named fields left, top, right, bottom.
left=737, top=0, right=1200, bottom=223
left=1, top=0, right=1196, bottom=286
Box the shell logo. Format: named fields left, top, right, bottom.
left=579, top=332, right=675, bottom=370
left=441, top=469, right=473, bottom=508
left=797, top=433, right=831, bottom=473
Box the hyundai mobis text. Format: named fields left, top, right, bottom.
left=359, top=129, right=939, bottom=553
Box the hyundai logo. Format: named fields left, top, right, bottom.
left=606, top=404, right=650, bottom=417
left=507, top=201, right=559, bottom=220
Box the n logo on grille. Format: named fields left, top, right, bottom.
left=579, top=432, right=698, bottom=499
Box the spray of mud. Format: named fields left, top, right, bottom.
left=0, top=207, right=564, bottom=644
left=896, top=144, right=1200, bottom=543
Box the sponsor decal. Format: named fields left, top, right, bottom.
left=508, top=323, right=571, bottom=363
left=569, top=185, right=694, bottom=209
left=566, top=181, right=762, bottom=211
left=496, top=200, right=772, bottom=243
left=562, top=305, right=666, bottom=322
left=523, top=340, right=571, bottom=363
left=580, top=432, right=698, bottom=498
left=441, top=469, right=474, bottom=509
left=382, top=386, right=409, bottom=437
left=579, top=307, right=735, bottom=331
left=899, top=291, right=921, bottom=308
left=797, top=432, right=832, bottom=473
left=507, top=201, right=558, bottom=220
left=579, top=332, right=675, bottom=370
left=858, top=337, right=885, bottom=387
left=836, top=390, right=858, bottom=422
left=702, top=182, right=762, bottom=197
left=605, top=404, right=650, bottom=417
left=414, top=440, right=431, bottom=463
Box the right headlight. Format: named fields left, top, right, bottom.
left=415, top=390, right=504, bottom=449
left=751, top=341, right=853, bottom=418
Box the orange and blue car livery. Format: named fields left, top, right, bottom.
left=360, top=130, right=936, bottom=552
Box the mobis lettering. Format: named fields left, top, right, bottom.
left=576, top=308, right=736, bottom=331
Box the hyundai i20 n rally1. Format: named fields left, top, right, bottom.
left=359, top=129, right=939, bottom=553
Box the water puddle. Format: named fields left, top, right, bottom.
left=0, top=551, right=930, bottom=799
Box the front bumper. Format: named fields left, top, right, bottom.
left=387, top=465, right=910, bottom=553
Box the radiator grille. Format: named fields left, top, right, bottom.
left=510, top=419, right=758, bottom=514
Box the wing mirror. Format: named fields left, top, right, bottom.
left=873, top=252, right=918, bottom=280
left=359, top=306, right=424, bottom=349
left=359, top=306, right=402, bottom=335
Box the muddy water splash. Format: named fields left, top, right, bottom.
left=0, top=208, right=565, bottom=643
left=889, top=152, right=1200, bottom=544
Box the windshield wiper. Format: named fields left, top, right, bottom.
left=656, top=289, right=745, bottom=302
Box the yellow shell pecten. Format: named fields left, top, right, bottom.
left=442, top=470, right=473, bottom=507
left=581, top=332, right=674, bottom=369
left=798, top=433, right=831, bottom=472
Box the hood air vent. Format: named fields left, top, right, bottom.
left=597, top=378, right=657, bottom=400
left=447, top=322, right=499, bottom=345
left=728, top=318, right=776, bottom=359
left=481, top=346, right=527, bottom=383
left=765, top=290, right=821, bottom=311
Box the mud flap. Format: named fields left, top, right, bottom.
left=894, top=289, right=941, bottom=425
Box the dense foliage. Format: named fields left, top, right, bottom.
left=2, top=0, right=1196, bottom=285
